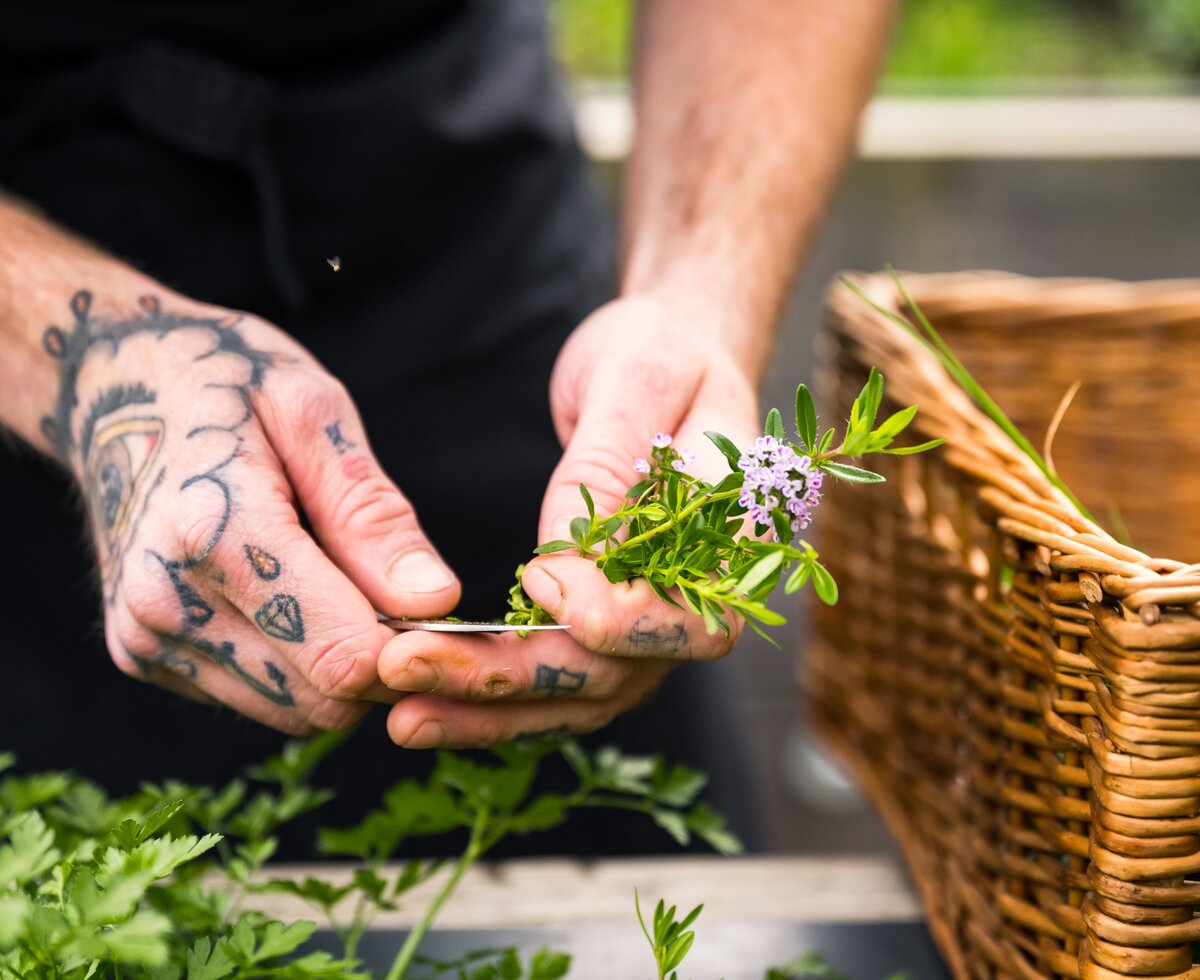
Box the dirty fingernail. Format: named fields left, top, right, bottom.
left=388, top=549, right=456, bottom=593
left=521, top=565, right=564, bottom=616
left=391, top=657, right=440, bottom=693
left=406, top=720, right=448, bottom=749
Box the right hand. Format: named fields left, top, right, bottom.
left=47, top=289, right=459, bottom=734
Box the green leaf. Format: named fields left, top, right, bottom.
left=817, top=427, right=836, bottom=454
left=873, top=404, right=917, bottom=441
left=703, top=430, right=743, bottom=472
left=764, top=408, right=785, bottom=441
left=97, top=909, right=173, bottom=965
left=0, top=895, right=31, bottom=946
left=794, top=384, right=817, bottom=453
left=662, top=931, right=696, bottom=972
left=651, top=764, right=708, bottom=807
left=532, top=539, right=575, bottom=555
left=820, top=462, right=886, bottom=484
left=687, top=802, right=744, bottom=856
left=0, top=812, right=59, bottom=885
left=651, top=810, right=689, bottom=847
left=528, top=948, right=572, bottom=980
left=786, top=558, right=812, bottom=593
left=568, top=516, right=591, bottom=546
left=639, top=503, right=668, bottom=523
left=508, top=794, right=569, bottom=834
left=811, top=562, right=839, bottom=605
left=680, top=511, right=705, bottom=549
left=882, top=438, right=945, bottom=455
left=249, top=918, right=316, bottom=961
left=579, top=484, right=595, bottom=520
left=256, top=876, right=355, bottom=911
left=186, top=937, right=236, bottom=980
left=647, top=578, right=684, bottom=610
left=601, top=559, right=631, bottom=584
left=737, top=551, right=785, bottom=595
left=601, top=516, right=623, bottom=537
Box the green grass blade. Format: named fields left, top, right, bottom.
left=838, top=272, right=1093, bottom=521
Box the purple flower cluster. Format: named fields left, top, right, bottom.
left=737, top=435, right=822, bottom=537
left=634, top=432, right=695, bottom=477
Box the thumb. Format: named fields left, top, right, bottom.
left=261, top=383, right=460, bottom=618
left=539, top=367, right=694, bottom=543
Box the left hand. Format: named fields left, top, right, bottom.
left=379, top=295, right=763, bottom=747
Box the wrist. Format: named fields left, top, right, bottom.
left=614, top=278, right=773, bottom=385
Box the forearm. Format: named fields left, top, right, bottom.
left=622, top=0, right=894, bottom=381
left=0, top=195, right=190, bottom=456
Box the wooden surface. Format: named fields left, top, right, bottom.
left=248, top=856, right=922, bottom=928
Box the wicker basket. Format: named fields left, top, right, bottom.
left=811, top=272, right=1200, bottom=980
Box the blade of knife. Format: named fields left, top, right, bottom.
left=383, top=619, right=572, bottom=633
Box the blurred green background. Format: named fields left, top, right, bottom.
left=548, top=0, right=1200, bottom=83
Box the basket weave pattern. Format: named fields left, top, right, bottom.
left=811, top=273, right=1200, bottom=980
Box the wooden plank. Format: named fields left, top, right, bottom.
left=245, top=856, right=923, bottom=928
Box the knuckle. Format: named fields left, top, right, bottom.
left=122, top=568, right=187, bottom=635
left=176, top=507, right=232, bottom=562
left=328, top=475, right=413, bottom=537
left=301, top=625, right=379, bottom=698
left=272, top=372, right=352, bottom=443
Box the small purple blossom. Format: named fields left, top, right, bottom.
left=634, top=457, right=651, bottom=474
left=652, top=432, right=673, bottom=449
left=736, top=435, right=821, bottom=539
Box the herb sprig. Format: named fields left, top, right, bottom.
left=507, top=374, right=940, bottom=642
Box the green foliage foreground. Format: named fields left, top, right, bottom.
left=0, top=732, right=742, bottom=979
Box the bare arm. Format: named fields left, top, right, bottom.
left=623, top=0, right=894, bottom=381
left=381, top=1, right=896, bottom=747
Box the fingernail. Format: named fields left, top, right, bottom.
left=406, top=720, right=447, bottom=749
left=549, top=516, right=572, bottom=542
left=521, top=565, right=564, bottom=616
left=392, top=657, right=440, bottom=693
left=388, top=549, right=456, bottom=593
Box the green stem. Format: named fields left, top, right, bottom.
left=611, top=488, right=742, bottom=555
left=384, top=808, right=490, bottom=980
left=342, top=890, right=370, bottom=962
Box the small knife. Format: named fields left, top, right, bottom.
left=383, top=619, right=572, bottom=633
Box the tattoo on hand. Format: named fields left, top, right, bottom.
left=254, top=594, right=305, bottom=643
left=533, top=664, right=587, bottom=698
left=42, top=290, right=300, bottom=709
left=627, top=616, right=689, bottom=656
left=244, top=544, right=282, bottom=580
left=324, top=420, right=356, bottom=455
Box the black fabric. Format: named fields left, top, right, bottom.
left=0, top=0, right=762, bottom=855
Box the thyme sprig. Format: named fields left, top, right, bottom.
left=507, top=373, right=941, bottom=642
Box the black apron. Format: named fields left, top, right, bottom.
left=0, top=0, right=760, bottom=855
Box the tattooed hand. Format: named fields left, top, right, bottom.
left=378, top=296, right=762, bottom=747
left=42, top=290, right=459, bottom=734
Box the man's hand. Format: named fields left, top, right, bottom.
left=49, top=289, right=459, bottom=734
left=378, top=295, right=761, bottom=747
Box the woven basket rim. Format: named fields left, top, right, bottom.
left=826, top=270, right=1200, bottom=604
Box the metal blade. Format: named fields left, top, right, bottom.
left=383, top=619, right=572, bottom=633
